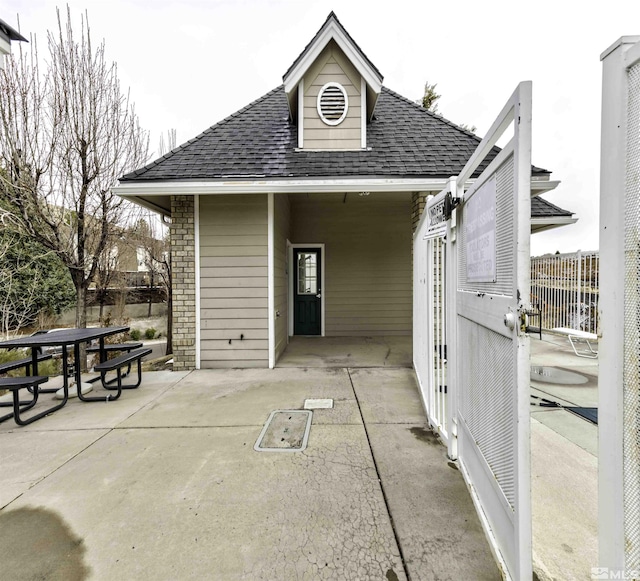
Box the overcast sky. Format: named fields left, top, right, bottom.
left=5, top=0, right=639, bottom=255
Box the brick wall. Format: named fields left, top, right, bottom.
left=411, top=192, right=429, bottom=232
left=171, top=195, right=196, bottom=370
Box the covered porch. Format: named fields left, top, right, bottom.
left=276, top=335, right=412, bottom=368
left=196, top=189, right=418, bottom=369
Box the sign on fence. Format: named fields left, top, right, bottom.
left=465, top=175, right=497, bottom=282
left=425, top=192, right=448, bottom=240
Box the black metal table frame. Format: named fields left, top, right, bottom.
left=0, top=326, right=130, bottom=404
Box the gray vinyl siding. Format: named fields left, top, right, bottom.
left=199, top=195, right=269, bottom=368
left=303, top=40, right=362, bottom=150
left=290, top=193, right=412, bottom=336
left=274, top=194, right=291, bottom=362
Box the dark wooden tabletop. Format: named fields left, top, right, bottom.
left=0, top=326, right=129, bottom=349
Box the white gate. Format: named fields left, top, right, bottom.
left=414, top=188, right=452, bottom=449
left=413, top=82, right=533, bottom=579
left=600, top=36, right=640, bottom=574
left=452, top=82, right=532, bottom=579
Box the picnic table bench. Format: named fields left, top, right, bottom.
left=0, top=353, right=56, bottom=423
left=0, top=375, right=67, bottom=425
left=86, top=342, right=143, bottom=355
left=0, top=353, right=53, bottom=376
left=93, top=347, right=152, bottom=392
left=551, top=327, right=598, bottom=359
left=86, top=341, right=143, bottom=383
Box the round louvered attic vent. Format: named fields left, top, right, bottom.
left=317, top=82, right=349, bottom=126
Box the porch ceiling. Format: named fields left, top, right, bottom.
left=287, top=191, right=413, bottom=204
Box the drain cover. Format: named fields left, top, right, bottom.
left=304, top=398, right=333, bottom=409
left=254, top=410, right=312, bottom=452
left=530, top=366, right=588, bottom=385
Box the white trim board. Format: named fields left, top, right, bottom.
left=194, top=194, right=201, bottom=370
left=283, top=18, right=382, bottom=95
left=117, top=177, right=559, bottom=201
left=268, top=193, right=275, bottom=368
left=116, top=177, right=450, bottom=197
left=297, top=79, right=304, bottom=148
left=361, top=77, right=367, bottom=149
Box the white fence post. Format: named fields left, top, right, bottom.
left=576, top=249, right=582, bottom=328
left=599, top=35, right=640, bottom=572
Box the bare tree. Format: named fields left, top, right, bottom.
left=149, top=225, right=172, bottom=355
left=132, top=211, right=172, bottom=355
left=150, top=129, right=175, bottom=355
left=94, top=241, right=120, bottom=323
left=0, top=8, right=149, bottom=331
left=158, top=128, right=176, bottom=159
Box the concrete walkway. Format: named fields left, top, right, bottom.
left=0, top=365, right=500, bottom=580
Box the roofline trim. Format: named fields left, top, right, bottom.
left=531, top=179, right=561, bottom=195
left=283, top=18, right=382, bottom=95
left=531, top=216, right=578, bottom=233
left=116, top=177, right=564, bottom=198
left=116, top=177, right=450, bottom=197
left=0, top=18, right=28, bottom=42
left=116, top=178, right=572, bottom=221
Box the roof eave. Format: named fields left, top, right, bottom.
left=116, top=177, right=449, bottom=215
left=116, top=174, right=559, bottom=216
left=0, top=18, right=27, bottom=42
left=116, top=176, right=448, bottom=198
left=531, top=216, right=578, bottom=234
left=120, top=194, right=172, bottom=218
left=530, top=179, right=561, bottom=196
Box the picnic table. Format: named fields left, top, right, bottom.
left=0, top=326, right=147, bottom=425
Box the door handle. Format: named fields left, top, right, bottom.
left=316, top=291, right=322, bottom=298
left=504, top=312, right=515, bottom=330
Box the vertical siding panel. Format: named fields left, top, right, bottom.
left=199, top=195, right=269, bottom=368
left=290, top=194, right=412, bottom=336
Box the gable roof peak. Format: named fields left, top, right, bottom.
left=283, top=12, right=383, bottom=95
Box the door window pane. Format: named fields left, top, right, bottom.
left=297, top=252, right=317, bottom=294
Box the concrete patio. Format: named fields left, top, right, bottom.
left=0, top=350, right=500, bottom=580
left=0, top=332, right=600, bottom=580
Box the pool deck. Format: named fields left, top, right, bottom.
left=530, top=331, right=598, bottom=581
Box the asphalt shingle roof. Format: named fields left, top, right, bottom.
left=121, top=84, right=571, bottom=219
left=121, top=85, right=549, bottom=183
left=531, top=196, right=573, bottom=218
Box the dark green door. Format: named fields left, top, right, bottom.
left=294, top=248, right=321, bottom=335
